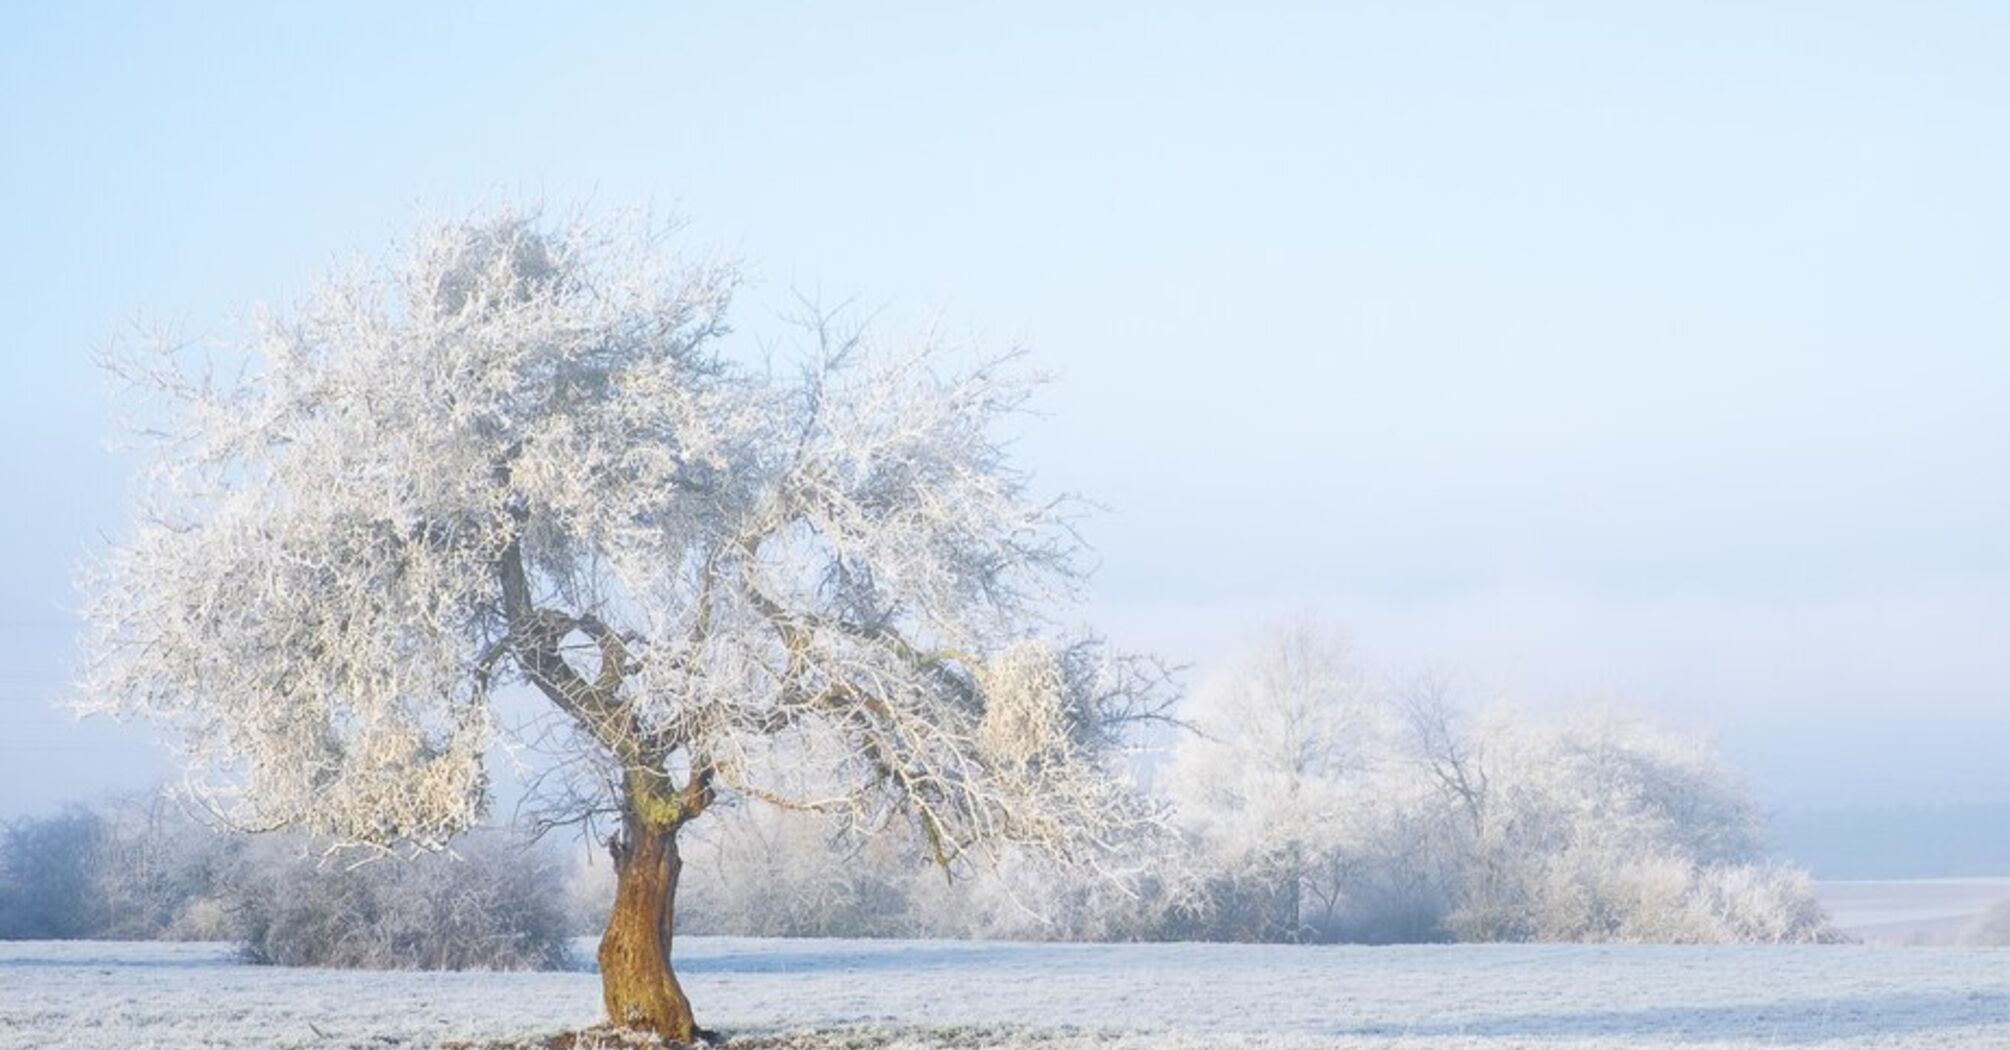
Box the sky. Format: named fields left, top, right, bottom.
left=2, top=3, right=2006, bottom=818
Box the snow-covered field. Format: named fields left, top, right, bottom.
left=4, top=937, right=2009, bottom=1050
left=1816, top=878, right=2010, bottom=944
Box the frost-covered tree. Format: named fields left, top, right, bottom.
left=0, top=808, right=105, bottom=940
left=673, top=805, right=920, bottom=939
left=1165, top=621, right=1386, bottom=940
left=1394, top=682, right=1834, bottom=944
left=79, top=208, right=1165, bottom=1039
left=1162, top=628, right=1835, bottom=946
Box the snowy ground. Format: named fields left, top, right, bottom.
left=1815, top=878, right=2010, bottom=944
left=5, top=937, right=2009, bottom=1050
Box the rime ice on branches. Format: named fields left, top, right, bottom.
left=79, top=208, right=1171, bottom=1040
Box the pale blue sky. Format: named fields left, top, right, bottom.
left=3, top=3, right=2006, bottom=816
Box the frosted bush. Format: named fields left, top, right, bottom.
left=88, top=795, right=247, bottom=940
left=1435, top=713, right=1837, bottom=945
left=1691, top=862, right=1843, bottom=943
left=232, top=830, right=573, bottom=970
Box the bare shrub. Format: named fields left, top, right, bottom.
left=88, top=795, right=245, bottom=940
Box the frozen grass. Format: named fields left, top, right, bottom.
left=4, top=937, right=2009, bottom=1049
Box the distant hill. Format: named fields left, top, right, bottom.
left=1770, top=803, right=2010, bottom=879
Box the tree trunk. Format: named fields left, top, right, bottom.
left=597, top=814, right=698, bottom=1041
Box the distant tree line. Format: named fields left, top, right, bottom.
left=6, top=623, right=1855, bottom=963
left=1153, top=623, right=1841, bottom=945
left=0, top=797, right=570, bottom=969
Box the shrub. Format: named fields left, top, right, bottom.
left=88, top=795, right=245, bottom=940
left=231, top=831, right=573, bottom=970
